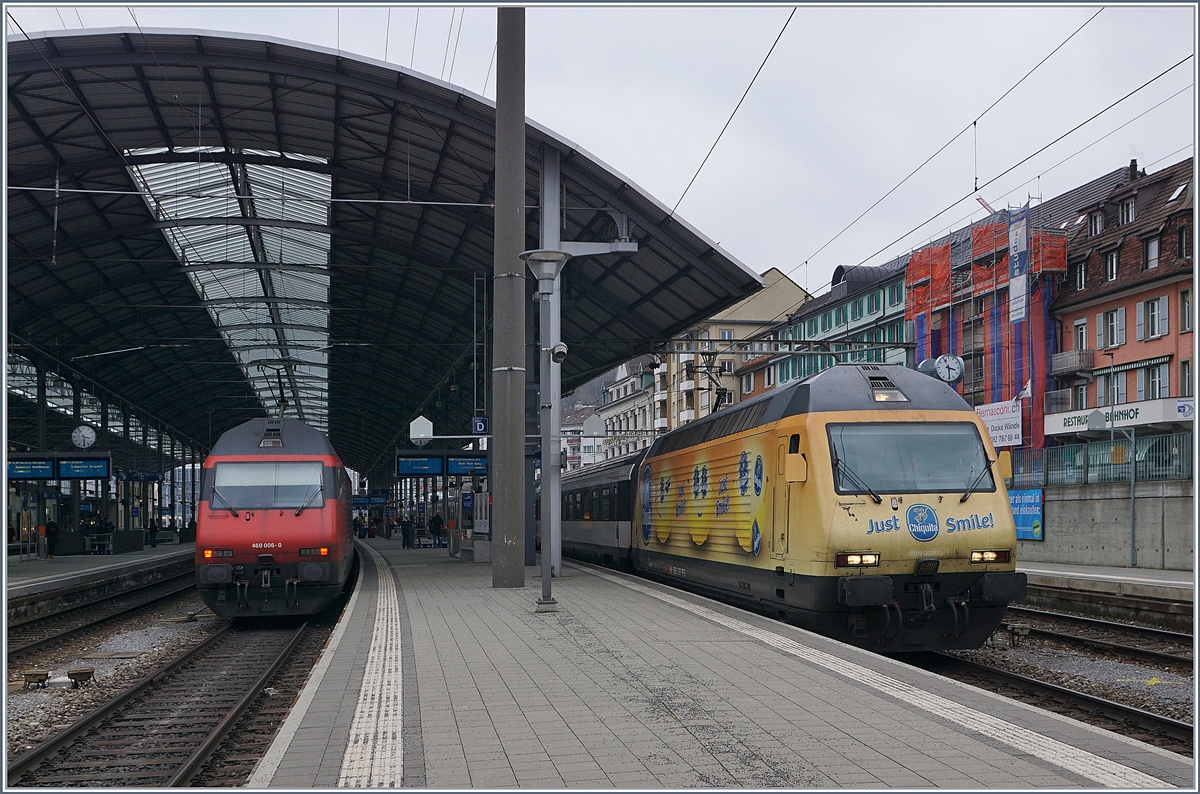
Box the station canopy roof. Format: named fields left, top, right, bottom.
left=7, top=28, right=763, bottom=475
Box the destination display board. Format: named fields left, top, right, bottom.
left=396, top=456, right=444, bottom=476
left=447, top=456, right=487, bottom=476
left=58, top=458, right=111, bottom=479
left=7, top=458, right=55, bottom=479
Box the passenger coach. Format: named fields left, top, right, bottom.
left=563, top=363, right=1027, bottom=653
left=196, top=417, right=354, bottom=616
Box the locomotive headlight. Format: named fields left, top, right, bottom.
left=836, top=552, right=880, bottom=567
left=300, top=547, right=330, bottom=557
left=970, top=549, right=1011, bottom=564
left=203, top=549, right=233, bottom=558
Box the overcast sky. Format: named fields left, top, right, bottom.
left=7, top=3, right=1196, bottom=297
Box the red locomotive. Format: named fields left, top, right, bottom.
left=195, top=417, right=355, bottom=616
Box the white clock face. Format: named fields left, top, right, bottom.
left=72, top=425, right=97, bottom=449
left=935, top=355, right=964, bottom=383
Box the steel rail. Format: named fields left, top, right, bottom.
left=7, top=576, right=198, bottom=658
left=6, top=623, right=232, bottom=783
left=938, top=654, right=1194, bottom=743
left=1000, top=621, right=1193, bottom=667
left=1006, top=605, right=1193, bottom=643
left=167, top=621, right=309, bottom=786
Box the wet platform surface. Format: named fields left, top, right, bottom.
left=247, top=540, right=1194, bottom=788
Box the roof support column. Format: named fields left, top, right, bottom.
left=491, top=6, right=526, bottom=588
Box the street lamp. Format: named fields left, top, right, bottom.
left=520, top=248, right=572, bottom=612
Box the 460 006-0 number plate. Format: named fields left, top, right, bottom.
left=251, top=542, right=283, bottom=549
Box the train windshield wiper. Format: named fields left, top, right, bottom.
left=832, top=453, right=882, bottom=504
left=295, top=486, right=323, bottom=516
left=211, top=488, right=239, bottom=517
left=959, top=458, right=995, bottom=503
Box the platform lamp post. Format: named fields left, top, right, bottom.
left=520, top=248, right=572, bottom=612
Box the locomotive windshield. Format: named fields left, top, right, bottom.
left=212, top=462, right=324, bottom=509
left=827, top=422, right=994, bottom=495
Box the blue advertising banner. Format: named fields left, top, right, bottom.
left=1009, top=489, right=1043, bottom=541
left=58, top=458, right=111, bottom=479
left=1008, top=203, right=1030, bottom=322
left=397, top=456, right=444, bottom=476
left=447, top=456, right=487, bottom=476
left=7, top=458, right=55, bottom=479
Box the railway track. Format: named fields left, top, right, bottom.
left=926, top=653, right=1194, bottom=752
left=6, top=620, right=307, bottom=787
left=7, top=574, right=198, bottom=659
left=1004, top=605, right=1194, bottom=667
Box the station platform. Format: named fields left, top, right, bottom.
left=248, top=541, right=1193, bottom=788
left=5, top=544, right=194, bottom=621
left=1018, top=561, right=1194, bottom=605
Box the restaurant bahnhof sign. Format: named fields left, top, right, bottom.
left=1045, top=397, right=1195, bottom=436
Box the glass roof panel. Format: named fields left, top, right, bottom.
left=126, top=147, right=332, bottom=432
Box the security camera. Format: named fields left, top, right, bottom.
left=551, top=342, right=569, bottom=364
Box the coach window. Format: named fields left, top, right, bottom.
left=601, top=487, right=611, bottom=520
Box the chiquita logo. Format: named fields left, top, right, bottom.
left=906, top=504, right=940, bottom=542
left=751, top=518, right=762, bottom=556
left=641, top=465, right=653, bottom=545
left=753, top=456, right=763, bottom=495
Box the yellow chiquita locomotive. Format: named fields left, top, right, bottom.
left=562, top=363, right=1026, bottom=652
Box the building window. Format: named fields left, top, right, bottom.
left=851, top=299, right=863, bottom=321
left=1073, top=319, right=1087, bottom=351
left=835, top=306, right=847, bottom=326
left=820, top=313, right=830, bottom=332
left=887, top=283, right=904, bottom=306
left=1169, top=182, right=1189, bottom=202
left=719, top=329, right=733, bottom=341
left=700, top=390, right=710, bottom=410
left=765, top=366, right=774, bottom=387
left=1182, top=360, right=1192, bottom=397
left=1144, top=237, right=1159, bottom=269
left=806, top=318, right=817, bottom=337
left=1138, top=364, right=1167, bottom=401
left=867, top=292, right=881, bottom=313
left=719, top=359, right=733, bottom=374
left=1098, top=372, right=1126, bottom=406
left=1104, top=250, right=1118, bottom=281
left=1099, top=308, right=1125, bottom=348
left=1074, top=384, right=1087, bottom=410
left=741, top=373, right=753, bottom=394
left=1180, top=226, right=1190, bottom=258
left=1138, top=297, right=1167, bottom=340
left=1090, top=211, right=1104, bottom=236
left=1074, top=260, right=1086, bottom=291
left=1182, top=290, right=1192, bottom=333
left=1120, top=198, right=1136, bottom=225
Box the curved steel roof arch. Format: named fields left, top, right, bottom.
left=7, top=27, right=763, bottom=475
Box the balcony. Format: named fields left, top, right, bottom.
left=1044, top=388, right=1072, bottom=415
left=653, top=389, right=668, bottom=402
left=654, top=417, right=668, bottom=431
left=1051, top=349, right=1095, bottom=378
left=679, top=410, right=695, bottom=423
left=678, top=379, right=695, bottom=392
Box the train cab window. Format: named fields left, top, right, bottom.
left=827, top=423, right=993, bottom=495
left=212, top=461, right=325, bottom=509
left=789, top=434, right=800, bottom=454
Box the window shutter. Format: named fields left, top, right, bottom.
left=1137, top=368, right=1145, bottom=401
left=1162, top=363, right=1170, bottom=397
left=1136, top=301, right=1145, bottom=340
left=1159, top=296, right=1168, bottom=332
left=1117, top=306, right=1126, bottom=344
left=1096, top=313, right=1104, bottom=348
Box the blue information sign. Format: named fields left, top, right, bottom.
left=369, top=497, right=387, bottom=505
left=461, top=491, right=474, bottom=510
left=447, top=456, right=487, bottom=476
left=397, top=456, right=444, bottom=476
left=471, top=416, right=490, bottom=435
left=58, top=458, right=111, bottom=479
left=1010, top=489, right=1043, bottom=541
left=352, top=497, right=370, bottom=507
left=7, top=458, right=55, bottom=479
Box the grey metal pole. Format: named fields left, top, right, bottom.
left=1130, top=425, right=1137, bottom=567
left=491, top=6, right=526, bottom=587
left=541, top=145, right=564, bottom=579
left=538, top=284, right=556, bottom=608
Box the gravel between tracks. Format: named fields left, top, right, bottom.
left=5, top=591, right=225, bottom=759
left=949, top=635, right=1194, bottom=724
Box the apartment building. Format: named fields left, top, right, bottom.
left=598, top=356, right=656, bottom=461
left=1047, top=158, right=1194, bottom=442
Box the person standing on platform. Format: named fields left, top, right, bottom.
left=400, top=515, right=413, bottom=549
left=428, top=511, right=444, bottom=548
left=44, top=518, right=60, bottom=559
left=148, top=521, right=157, bottom=549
